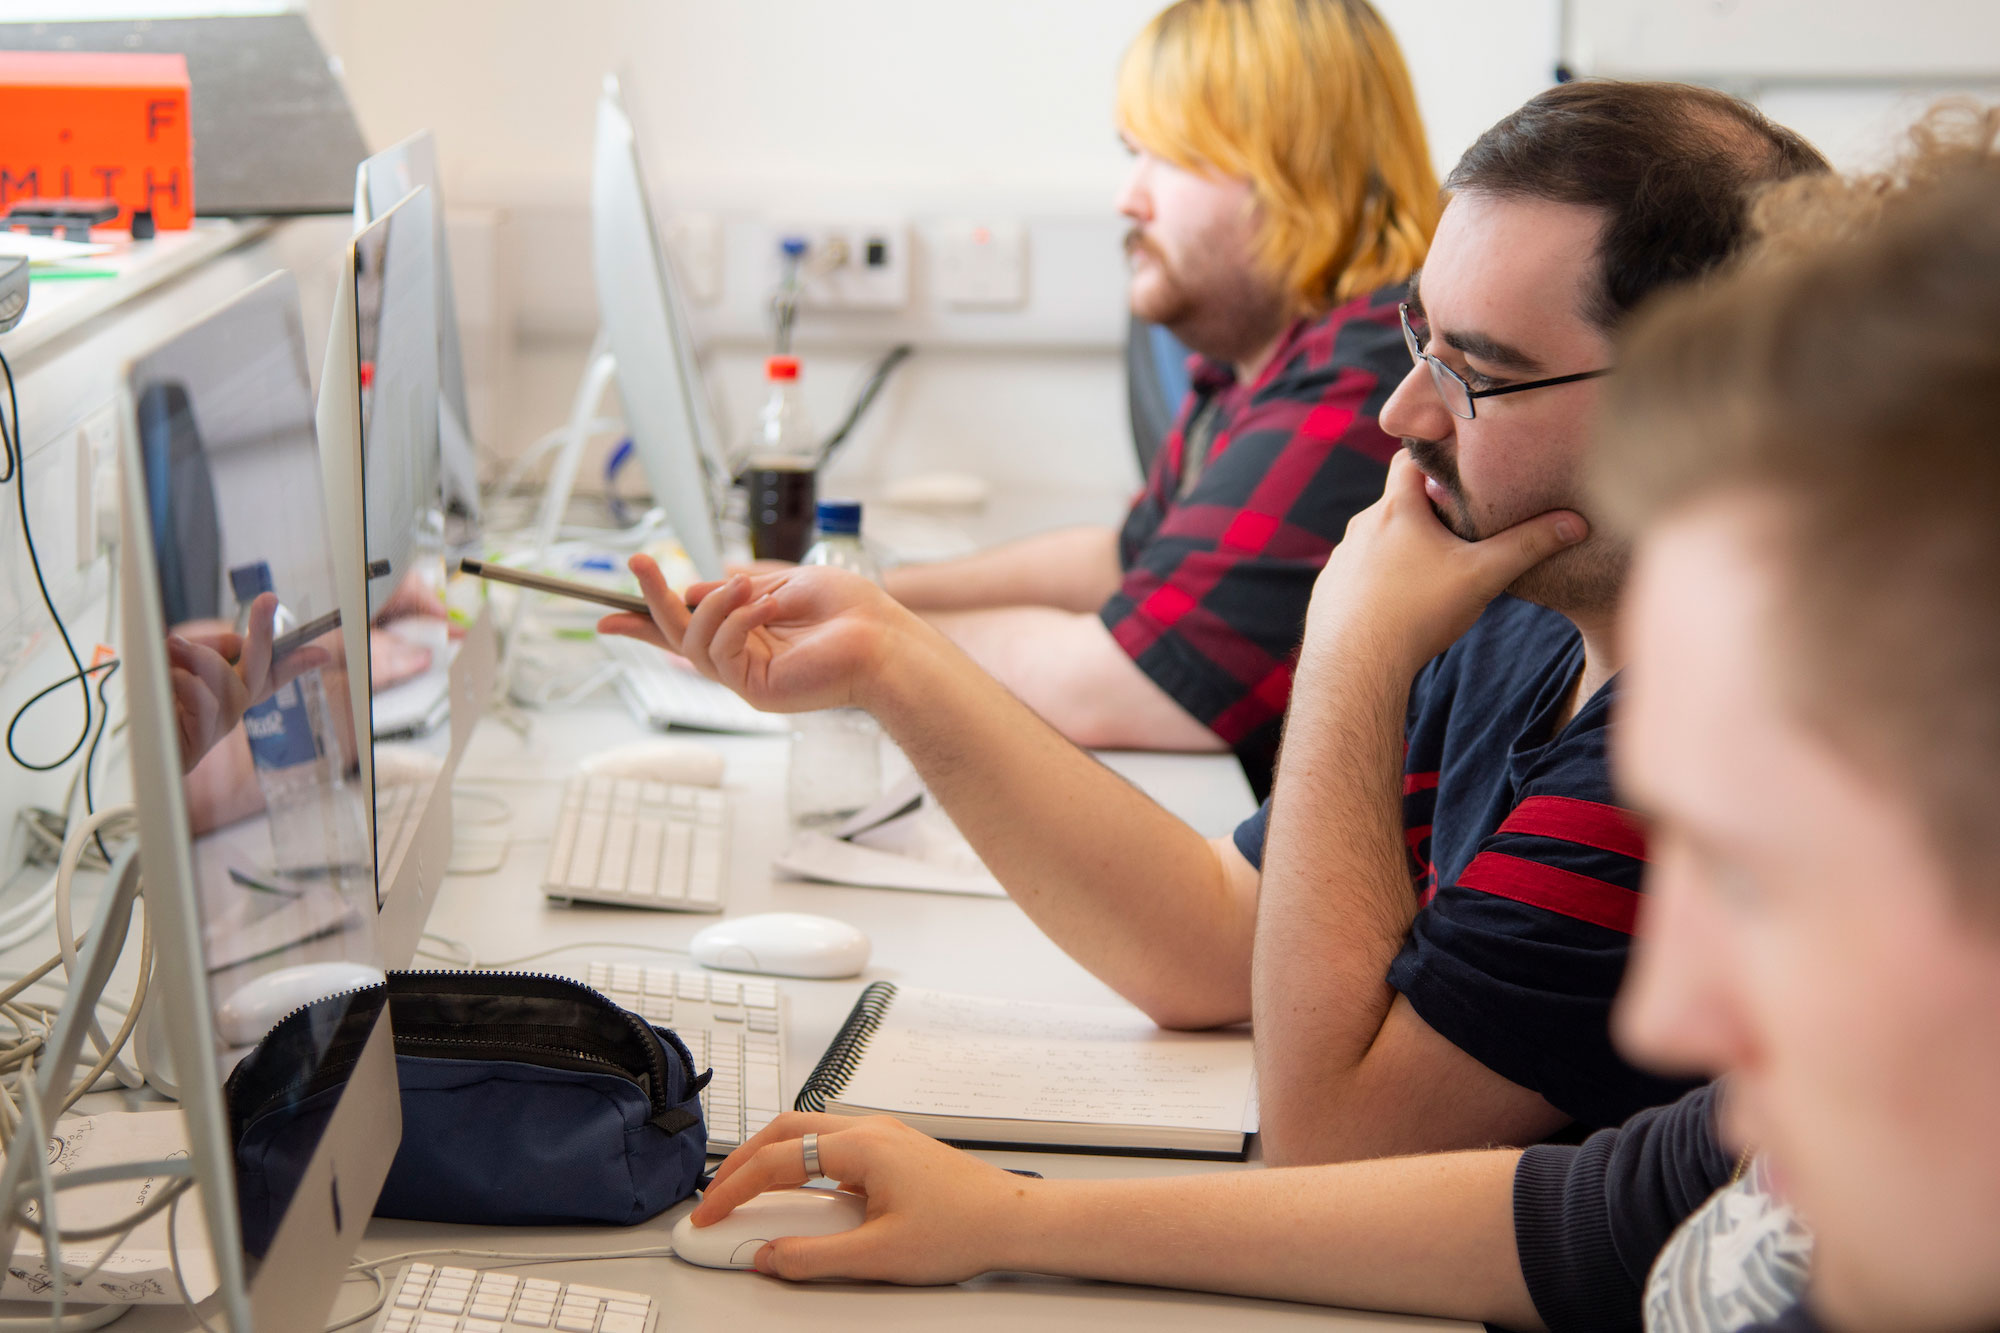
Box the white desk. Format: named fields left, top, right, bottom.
left=155, top=683, right=1458, bottom=1333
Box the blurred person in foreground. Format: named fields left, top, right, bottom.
left=684, top=113, right=2000, bottom=1333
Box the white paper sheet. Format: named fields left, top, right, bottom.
left=836, top=988, right=1256, bottom=1133
left=3, top=1111, right=218, bottom=1305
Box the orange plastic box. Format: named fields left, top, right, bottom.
left=0, top=50, right=194, bottom=231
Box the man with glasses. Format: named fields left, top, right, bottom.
left=606, top=82, right=1827, bottom=1166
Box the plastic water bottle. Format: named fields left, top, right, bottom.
left=744, top=356, right=817, bottom=562
left=789, top=501, right=884, bottom=826
left=229, top=563, right=368, bottom=880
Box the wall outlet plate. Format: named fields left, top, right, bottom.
left=936, top=219, right=1027, bottom=309
left=784, top=221, right=909, bottom=311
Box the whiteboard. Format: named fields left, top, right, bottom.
left=1565, top=0, right=2000, bottom=80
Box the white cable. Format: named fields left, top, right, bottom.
left=489, top=416, right=626, bottom=502
left=166, top=1189, right=215, bottom=1333
left=472, top=940, right=693, bottom=971
left=52, top=808, right=143, bottom=1090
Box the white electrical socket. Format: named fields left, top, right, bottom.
left=936, top=219, right=1028, bottom=309
left=80, top=402, right=120, bottom=563
left=784, top=222, right=909, bottom=311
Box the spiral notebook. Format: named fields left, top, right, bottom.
left=795, top=982, right=1258, bottom=1159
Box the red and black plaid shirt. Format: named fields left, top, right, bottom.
left=1100, top=284, right=1409, bottom=797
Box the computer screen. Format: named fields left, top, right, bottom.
left=356, top=129, right=482, bottom=547
left=353, top=188, right=451, bottom=897
left=118, top=271, right=400, bottom=1331
left=592, top=74, right=729, bottom=579
left=319, top=189, right=464, bottom=967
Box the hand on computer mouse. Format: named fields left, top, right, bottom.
left=598, top=555, right=918, bottom=716
left=691, top=1111, right=1031, bottom=1285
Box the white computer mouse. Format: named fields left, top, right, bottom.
left=689, top=913, right=870, bottom=979
left=672, top=1188, right=868, bottom=1270
left=215, top=961, right=388, bottom=1047
left=881, top=470, right=991, bottom=512
left=579, top=737, right=725, bottom=788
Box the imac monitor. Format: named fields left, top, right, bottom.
left=592, top=74, right=729, bottom=579
left=118, top=272, right=400, bottom=1332
left=355, top=130, right=483, bottom=548
left=319, top=187, right=468, bottom=968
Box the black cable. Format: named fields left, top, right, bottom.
left=817, top=343, right=912, bottom=466
left=1, top=344, right=98, bottom=776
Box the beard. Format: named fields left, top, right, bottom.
left=1124, top=227, right=1289, bottom=366
left=1403, top=434, right=1630, bottom=615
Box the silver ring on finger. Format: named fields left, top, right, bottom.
left=801, top=1132, right=821, bottom=1180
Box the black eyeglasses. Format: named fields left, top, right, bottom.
left=1399, top=302, right=1611, bottom=420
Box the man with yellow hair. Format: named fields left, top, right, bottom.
left=885, top=0, right=1438, bottom=796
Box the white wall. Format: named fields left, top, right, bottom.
left=304, top=0, right=1563, bottom=499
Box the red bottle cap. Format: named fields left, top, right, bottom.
left=765, top=356, right=800, bottom=381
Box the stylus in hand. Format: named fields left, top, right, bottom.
left=458, top=557, right=668, bottom=617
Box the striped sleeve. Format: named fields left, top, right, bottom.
left=1388, top=784, right=1698, bottom=1130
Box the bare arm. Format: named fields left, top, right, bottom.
left=867, top=611, right=1255, bottom=1027
left=884, top=526, right=1123, bottom=614
left=606, top=559, right=1258, bottom=1028
left=1251, top=456, right=1585, bottom=1165
left=925, top=606, right=1227, bottom=753
left=694, top=1113, right=1544, bottom=1330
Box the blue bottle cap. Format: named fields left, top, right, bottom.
left=815, top=499, right=863, bottom=536
left=229, top=560, right=274, bottom=604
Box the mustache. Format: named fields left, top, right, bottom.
left=1123, top=228, right=1165, bottom=263
left=1403, top=437, right=1478, bottom=540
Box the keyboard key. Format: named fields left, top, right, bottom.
left=510, top=1310, right=551, bottom=1328
left=597, top=820, right=636, bottom=891
left=746, top=1063, right=783, bottom=1114
left=464, top=1321, right=505, bottom=1333
left=600, top=1313, right=648, bottom=1333
left=629, top=821, right=663, bottom=899
left=660, top=822, right=691, bottom=895
left=566, top=812, right=607, bottom=887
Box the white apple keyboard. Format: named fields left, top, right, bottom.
left=369, top=1263, right=655, bottom=1333
left=599, top=634, right=789, bottom=734
left=543, top=774, right=728, bottom=912
left=581, top=961, right=788, bottom=1151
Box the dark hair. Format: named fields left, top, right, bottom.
left=1594, top=105, right=2000, bottom=909
left=1446, top=80, right=1829, bottom=328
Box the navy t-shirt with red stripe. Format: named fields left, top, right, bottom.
left=1231, top=594, right=1697, bottom=1130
